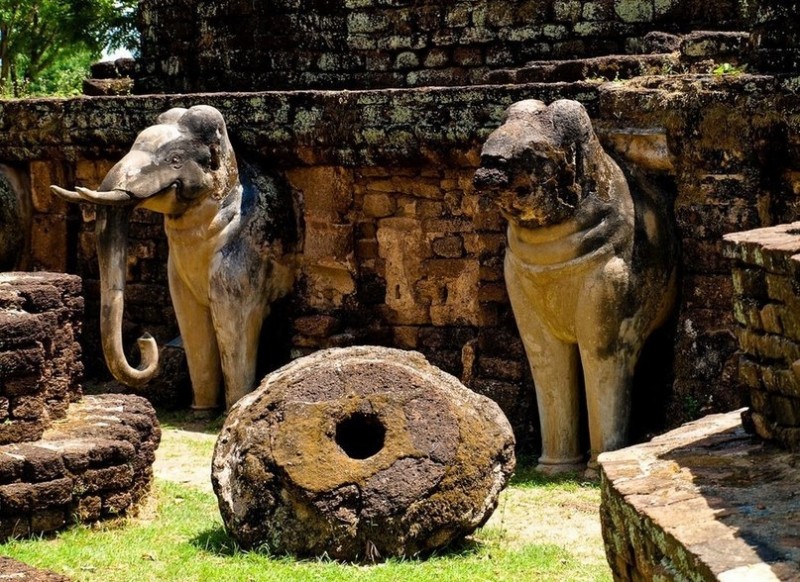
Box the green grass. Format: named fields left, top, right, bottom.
left=0, top=481, right=610, bottom=582
left=0, top=427, right=612, bottom=582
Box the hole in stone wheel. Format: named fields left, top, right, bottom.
left=335, top=412, right=386, bottom=459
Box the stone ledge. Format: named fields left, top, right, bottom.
left=599, top=411, right=800, bottom=582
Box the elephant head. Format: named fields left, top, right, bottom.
left=52, top=105, right=238, bottom=387
left=473, top=99, right=606, bottom=229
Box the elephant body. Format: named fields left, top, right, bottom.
left=163, top=165, right=294, bottom=409
left=53, top=106, right=295, bottom=410
left=474, top=99, right=677, bottom=472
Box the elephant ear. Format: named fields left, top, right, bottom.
left=549, top=100, right=593, bottom=149
left=549, top=100, right=601, bottom=200
left=157, top=108, right=188, bottom=125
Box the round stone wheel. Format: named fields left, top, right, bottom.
left=211, top=346, right=516, bottom=560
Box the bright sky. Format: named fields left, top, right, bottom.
left=102, top=47, right=133, bottom=60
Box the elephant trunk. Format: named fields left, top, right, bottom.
left=96, top=205, right=159, bottom=386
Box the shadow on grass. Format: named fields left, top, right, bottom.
left=510, top=456, right=599, bottom=488
left=192, top=526, right=242, bottom=556
left=156, top=408, right=227, bottom=435
left=190, top=525, right=484, bottom=563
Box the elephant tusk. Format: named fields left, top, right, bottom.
left=50, top=185, right=86, bottom=203
left=76, top=186, right=133, bottom=205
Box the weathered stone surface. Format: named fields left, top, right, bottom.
left=135, top=0, right=753, bottom=93
left=599, top=411, right=800, bottom=582
left=474, top=99, right=677, bottom=471
left=82, top=78, right=134, bottom=97
left=723, top=223, right=800, bottom=451
left=750, top=0, right=800, bottom=74
left=680, top=30, right=750, bottom=61
left=0, top=393, right=160, bottom=540
left=0, top=165, right=30, bottom=271
left=0, top=272, right=83, bottom=444
left=486, top=54, right=677, bottom=85
left=212, top=346, right=515, bottom=560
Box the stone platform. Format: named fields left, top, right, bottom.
left=599, top=411, right=800, bottom=582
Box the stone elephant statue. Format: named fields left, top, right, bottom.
left=53, top=105, right=296, bottom=411
left=474, top=99, right=677, bottom=474
left=0, top=164, right=31, bottom=271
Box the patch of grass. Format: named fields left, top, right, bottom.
left=157, top=409, right=228, bottom=434
left=511, top=458, right=598, bottom=490
left=0, top=478, right=611, bottom=582
left=1, top=424, right=610, bottom=581
left=711, top=62, right=746, bottom=76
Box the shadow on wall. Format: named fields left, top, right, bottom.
left=625, top=171, right=681, bottom=444
left=0, top=164, right=31, bottom=271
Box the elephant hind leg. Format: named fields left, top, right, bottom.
left=580, top=349, right=636, bottom=468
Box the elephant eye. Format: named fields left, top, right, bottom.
left=169, top=153, right=183, bottom=168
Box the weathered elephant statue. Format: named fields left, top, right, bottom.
left=474, top=99, right=677, bottom=473
left=52, top=105, right=295, bottom=410
left=0, top=164, right=31, bottom=271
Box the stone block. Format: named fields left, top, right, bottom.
left=599, top=412, right=800, bottom=581
left=286, top=166, right=354, bottom=219
left=293, top=315, right=340, bottom=337
left=28, top=161, right=66, bottom=214
left=303, top=219, right=354, bottom=268
left=29, top=215, right=68, bottom=272
left=731, top=267, right=767, bottom=299
left=431, top=235, right=464, bottom=258
left=302, top=265, right=357, bottom=310
left=377, top=218, right=430, bottom=325
left=362, top=192, right=395, bottom=217
left=615, top=0, right=653, bottom=23
left=82, top=465, right=135, bottom=494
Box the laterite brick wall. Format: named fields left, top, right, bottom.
left=136, top=0, right=755, bottom=93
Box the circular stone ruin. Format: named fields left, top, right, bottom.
left=212, top=346, right=516, bottom=560
left=0, top=272, right=160, bottom=540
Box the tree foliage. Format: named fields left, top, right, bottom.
left=0, top=0, right=138, bottom=96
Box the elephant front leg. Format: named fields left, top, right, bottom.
left=506, top=266, right=583, bottom=473
left=530, top=335, right=584, bottom=473
left=211, top=291, right=266, bottom=411
left=169, top=262, right=223, bottom=410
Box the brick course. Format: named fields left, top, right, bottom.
left=723, top=223, right=800, bottom=450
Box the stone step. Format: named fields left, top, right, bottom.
left=485, top=54, right=678, bottom=84
left=486, top=31, right=752, bottom=86
left=0, top=394, right=160, bottom=541
left=599, top=411, right=800, bottom=581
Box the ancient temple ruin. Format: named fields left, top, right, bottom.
left=0, top=0, right=799, bottom=578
